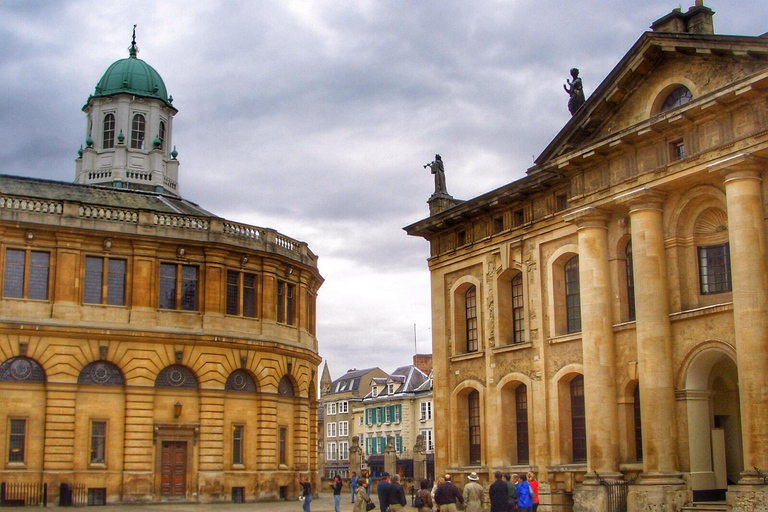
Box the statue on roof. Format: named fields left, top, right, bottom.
left=424, top=154, right=447, bottom=195
left=564, top=68, right=585, bottom=115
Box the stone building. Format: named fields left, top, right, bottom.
left=406, top=4, right=768, bottom=512
left=319, top=366, right=386, bottom=478
left=357, top=356, right=434, bottom=478
left=0, top=35, right=322, bottom=504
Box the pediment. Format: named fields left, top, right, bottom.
left=534, top=32, right=768, bottom=167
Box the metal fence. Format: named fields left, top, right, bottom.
left=596, top=472, right=632, bottom=512
left=0, top=482, right=48, bottom=506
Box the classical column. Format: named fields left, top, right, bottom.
left=712, top=157, right=768, bottom=484
left=618, top=189, right=681, bottom=483
left=563, top=207, right=620, bottom=478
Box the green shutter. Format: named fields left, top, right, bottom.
left=397, top=404, right=402, bottom=423
left=379, top=437, right=386, bottom=452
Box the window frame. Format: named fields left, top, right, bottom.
left=276, top=280, right=296, bottom=325
left=468, top=390, right=481, bottom=465
left=338, top=421, right=349, bottom=437
left=564, top=256, right=581, bottom=333
left=232, top=424, right=244, bottom=466
left=633, top=384, right=643, bottom=462
left=130, top=113, right=146, bottom=149
left=327, top=422, right=336, bottom=438
left=159, top=262, right=199, bottom=311
left=83, top=256, right=127, bottom=306
left=511, top=273, right=526, bottom=343
left=158, top=120, right=166, bottom=150
left=625, top=241, right=636, bottom=321
left=89, top=420, right=107, bottom=465
left=338, top=401, right=348, bottom=414
left=515, top=385, right=529, bottom=464
left=465, top=286, right=478, bottom=352
left=2, top=248, right=50, bottom=301
left=226, top=269, right=257, bottom=317
left=419, top=428, right=434, bottom=451
left=8, top=418, right=26, bottom=464
left=326, top=441, right=337, bottom=461
left=570, top=376, right=587, bottom=463
left=420, top=401, right=432, bottom=421
left=279, top=426, right=287, bottom=465
left=698, top=243, right=732, bottom=295
left=102, top=113, right=115, bottom=149
left=327, top=403, right=337, bottom=416
left=339, top=441, right=349, bottom=461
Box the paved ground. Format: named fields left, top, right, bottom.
left=2, top=492, right=383, bottom=512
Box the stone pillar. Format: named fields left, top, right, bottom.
left=413, top=435, right=426, bottom=482
left=122, top=386, right=155, bottom=500
left=198, top=389, right=225, bottom=499
left=710, top=157, right=768, bottom=511
left=349, top=436, right=362, bottom=477
left=619, top=189, right=687, bottom=512
left=384, top=435, right=397, bottom=477
left=564, top=207, right=621, bottom=478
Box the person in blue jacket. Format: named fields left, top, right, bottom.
left=515, top=473, right=534, bottom=512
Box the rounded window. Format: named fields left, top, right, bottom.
left=660, top=86, right=692, bottom=112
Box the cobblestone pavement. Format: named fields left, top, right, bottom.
left=2, top=492, right=381, bottom=512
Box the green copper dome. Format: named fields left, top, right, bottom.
left=89, top=31, right=175, bottom=110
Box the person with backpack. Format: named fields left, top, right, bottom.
left=515, top=473, right=534, bottom=512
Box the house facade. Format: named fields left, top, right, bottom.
left=406, top=5, right=768, bottom=512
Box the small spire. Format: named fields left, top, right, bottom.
left=129, top=24, right=139, bottom=58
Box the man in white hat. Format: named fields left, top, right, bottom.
left=463, top=472, right=484, bottom=512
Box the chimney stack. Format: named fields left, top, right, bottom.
left=413, top=354, right=433, bottom=375
left=651, top=2, right=714, bottom=34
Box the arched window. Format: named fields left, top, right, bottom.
left=633, top=383, right=643, bottom=462
left=158, top=121, right=166, bottom=150
left=626, top=241, right=635, bottom=321
left=512, top=273, right=525, bottom=343
left=515, top=385, right=529, bottom=464
left=0, top=357, right=46, bottom=383
left=103, top=114, right=115, bottom=149
left=564, top=256, right=581, bottom=333
left=468, top=390, right=481, bottom=465
left=225, top=369, right=257, bottom=392
left=131, top=114, right=146, bottom=149
left=465, top=286, right=478, bottom=352
left=278, top=375, right=294, bottom=396
left=78, top=361, right=124, bottom=386
left=570, top=375, right=586, bottom=462
left=661, top=86, right=692, bottom=112
left=155, top=365, right=198, bottom=389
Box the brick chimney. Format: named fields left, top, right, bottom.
left=413, top=354, right=433, bottom=374
left=651, top=1, right=714, bottom=34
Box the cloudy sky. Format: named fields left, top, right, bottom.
left=2, top=1, right=766, bottom=380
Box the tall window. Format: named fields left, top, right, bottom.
left=8, top=419, right=26, bottom=463
left=465, top=286, right=478, bottom=352
left=339, top=421, right=349, bottom=437
left=512, top=273, right=525, bottom=343
left=327, top=422, right=336, bottom=438
left=626, top=242, right=635, bottom=321
left=326, top=402, right=337, bottom=415
left=515, top=385, right=529, bottom=464
left=326, top=442, right=337, bottom=460
left=232, top=425, right=243, bottom=465
left=565, top=256, right=581, bottom=333
left=419, top=429, right=434, bottom=451
left=571, top=376, right=586, bottom=462
left=698, top=243, right=732, bottom=294
left=84, top=257, right=126, bottom=305
left=338, top=401, right=348, bottom=414
left=3, top=249, right=49, bottom=300
left=226, top=270, right=256, bottom=317
left=158, top=121, right=166, bottom=150
left=279, top=426, right=287, bottom=465
left=468, top=390, right=481, bottom=465
left=90, top=421, right=106, bottom=464
left=130, top=114, right=145, bottom=149
left=277, top=280, right=295, bottom=325
left=420, top=401, right=432, bottom=421
left=159, top=263, right=198, bottom=311
left=102, top=113, right=115, bottom=149
left=633, top=384, right=643, bottom=462
left=339, top=441, right=349, bottom=460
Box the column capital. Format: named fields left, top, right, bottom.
left=562, top=206, right=611, bottom=228
left=615, top=188, right=667, bottom=212
left=707, top=153, right=767, bottom=181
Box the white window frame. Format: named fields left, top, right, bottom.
left=419, top=429, right=434, bottom=451
left=339, top=421, right=349, bottom=437
left=339, top=441, right=349, bottom=461
left=327, top=402, right=337, bottom=415
left=327, top=422, right=336, bottom=438
left=388, top=383, right=395, bottom=394
left=371, top=386, right=378, bottom=397
left=338, top=400, right=348, bottom=414
left=420, top=401, right=432, bottom=421
left=327, top=441, right=337, bottom=461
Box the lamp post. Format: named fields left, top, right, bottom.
left=173, top=401, right=182, bottom=419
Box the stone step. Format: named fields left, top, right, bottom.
left=680, top=504, right=729, bottom=512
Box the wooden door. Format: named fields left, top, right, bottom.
left=161, top=441, right=187, bottom=498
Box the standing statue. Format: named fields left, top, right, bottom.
left=564, top=68, right=586, bottom=115
left=424, top=154, right=447, bottom=195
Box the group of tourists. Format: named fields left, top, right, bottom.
left=300, top=470, right=539, bottom=512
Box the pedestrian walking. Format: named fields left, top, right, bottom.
left=378, top=472, right=391, bottom=512
left=299, top=475, right=312, bottom=512
left=350, top=472, right=359, bottom=503
left=330, top=475, right=343, bottom=512
left=462, top=472, right=484, bottom=512
left=353, top=479, right=372, bottom=512
left=387, top=474, right=407, bottom=512
left=415, top=479, right=434, bottom=512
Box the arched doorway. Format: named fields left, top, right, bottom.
left=682, top=344, right=742, bottom=501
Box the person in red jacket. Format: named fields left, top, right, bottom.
left=527, top=472, right=539, bottom=512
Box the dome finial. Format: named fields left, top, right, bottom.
left=129, top=24, right=139, bottom=58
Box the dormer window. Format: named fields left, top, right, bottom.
left=661, top=86, right=692, bottom=112
left=388, top=383, right=395, bottom=395
left=371, top=386, right=378, bottom=397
